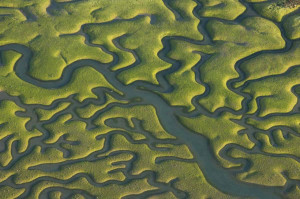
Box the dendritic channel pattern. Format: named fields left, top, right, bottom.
left=0, top=0, right=299, bottom=198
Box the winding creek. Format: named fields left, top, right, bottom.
left=0, top=0, right=299, bottom=198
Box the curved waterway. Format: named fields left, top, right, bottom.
left=0, top=43, right=283, bottom=198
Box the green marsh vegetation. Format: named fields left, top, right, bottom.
left=0, top=0, right=299, bottom=198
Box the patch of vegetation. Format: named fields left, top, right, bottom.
left=276, top=0, right=300, bottom=8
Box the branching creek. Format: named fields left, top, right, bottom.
left=0, top=0, right=299, bottom=198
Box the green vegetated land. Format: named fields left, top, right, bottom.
left=0, top=0, right=299, bottom=198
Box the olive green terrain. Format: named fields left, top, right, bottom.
left=0, top=0, right=299, bottom=198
